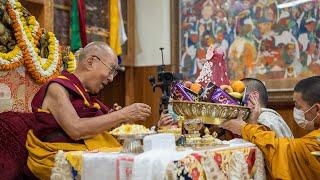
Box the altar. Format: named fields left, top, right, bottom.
left=52, top=140, right=266, bottom=180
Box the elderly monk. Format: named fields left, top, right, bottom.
left=26, top=42, right=152, bottom=179
left=221, top=76, right=320, bottom=179
left=242, top=78, right=293, bottom=138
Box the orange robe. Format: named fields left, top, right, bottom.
left=242, top=124, right=320, bottom=179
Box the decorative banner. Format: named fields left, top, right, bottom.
left=71, top=0, right=82, bottom=51
left=110, top=0, right=122, bottom=56
left=71, top=0, right=87, bottom=51
left=77, top=0, right=87, bottom=46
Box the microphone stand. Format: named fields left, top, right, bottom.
left=149, top=48, right=181, bottom=115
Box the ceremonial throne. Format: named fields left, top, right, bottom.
left=0, top=0, right=62, bottom=178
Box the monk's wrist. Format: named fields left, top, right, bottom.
left=240, top=123, right=248, bottom=137
left=117, top=112, right=129, bottom=124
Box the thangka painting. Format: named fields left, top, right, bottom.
left=179, top=0, right=320, bottom=90
left=85, top=0, right=109, bottom=42
left=54, top=0, right=71, bottom=46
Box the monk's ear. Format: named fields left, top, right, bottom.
left=315, top=103, right=320, bottom=114
left=84, top=57, right=95, bottom=70
left=251, top=91, right=260, bottom=99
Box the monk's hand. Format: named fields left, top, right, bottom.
left=113, top=103, right=122, bottom=111
left=247, top=92, right=261, bottom=124
left=220, top=119, right=247, bottom=136
left=158, top=111, right=174, bottom=127
left=120, top=103, right=151, bottom=122
left=108, top=103, right=122, bottom=113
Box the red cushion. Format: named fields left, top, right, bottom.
left=0, top=111, right=36, bottom=179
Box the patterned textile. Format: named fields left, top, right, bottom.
left=165, top=147, right=265, bottom=180
left=53, top=143, right=266, bottom=180
left=0, top=68, right=40, bottom=112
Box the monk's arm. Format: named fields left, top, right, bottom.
left=242, top=124, right=291, bottom=163
left=43, top=83, right=127, bottom=140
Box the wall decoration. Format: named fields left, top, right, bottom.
left=85, top=0, right=109, bottom=42
left=178, top=0, right=320, bottom=93
left=54, top=0, right=71, bottom=46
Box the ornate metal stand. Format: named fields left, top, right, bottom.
left=117, top=133, right=154, bottom=154
left=172, top=100, right=250, bottom=147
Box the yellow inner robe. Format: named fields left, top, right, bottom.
left=26, top=130, right=121, bottom=179
left=242, top=124, right=320, bottom=179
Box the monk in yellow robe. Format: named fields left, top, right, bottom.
left=221, top=76, right=320, bottom=179
left=26, top=42, right=152, bottom=179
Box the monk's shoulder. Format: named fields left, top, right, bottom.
left=47, top=82, right=69, bottom=97
left=42, top=82, right=70, bottom=110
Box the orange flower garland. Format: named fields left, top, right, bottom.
left=2, top=0, right=76, bottom=83
left=0, top=3, right=42, bottom=71
left=0, top=45, right=23, bottom=70
left=7, top=0, right=62, bottom=83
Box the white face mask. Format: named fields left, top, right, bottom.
left=293, top=105, right=318, bottom=130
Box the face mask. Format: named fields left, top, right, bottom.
left=293, top=105, right=318, bottom=130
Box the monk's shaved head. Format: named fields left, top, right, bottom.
left=76, top=41, right=117, bottom=65
left=73, top=41, right=118, bottom=94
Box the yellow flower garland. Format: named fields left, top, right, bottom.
left=7, top=0, right=62, bottom=83
left=0, top=45, right=23, bottom=70
left=2, top=0, right=77, bottom=83
left=0, top=2, right=41, bottom=71
left=67, top=52, right=76, bottom=73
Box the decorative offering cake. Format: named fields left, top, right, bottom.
left=110, top=124, right=152, bottom=136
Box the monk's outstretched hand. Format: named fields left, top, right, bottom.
left=108, top=103, right=123, bottom=113
left=119, top=103, right=151, bottom=122
left=158, top=111, right=175, bottom=127
left=220, top=119, right=247, bottom=136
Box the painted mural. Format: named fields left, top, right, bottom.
left=179, top=0, right=320, bottom=83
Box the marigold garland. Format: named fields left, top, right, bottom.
left=0, top=45, right=23, bottom=70
left=6, top=0, right=62, bottom=83
left=0, top=1, right=43, bottom=71
left=67, top=51, right=76, bottom=73
left=1, top=0, right=76, bottom=83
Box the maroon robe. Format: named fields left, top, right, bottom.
left=31, top=70, right=110, bottom=143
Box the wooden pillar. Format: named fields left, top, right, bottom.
left=123, top=0, right=136, bottom=106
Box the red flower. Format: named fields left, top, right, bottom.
left=191, top=167, right=200, bottom=180
left=191, top=153, right=202, bottom=162
left=246, top=148, right=256, bottom=173
left=214, top=153, right=222, bottom=167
